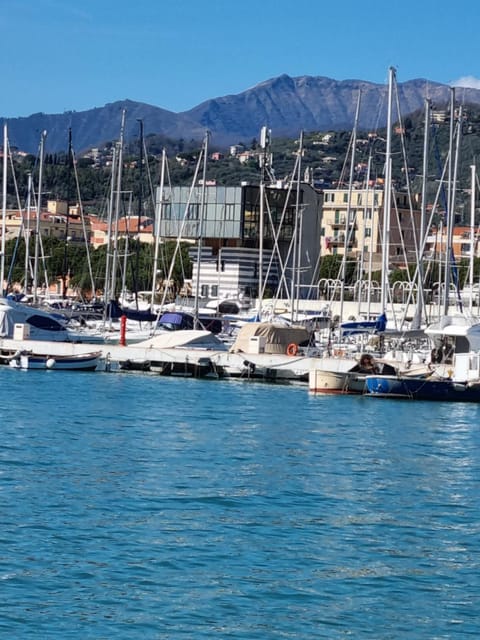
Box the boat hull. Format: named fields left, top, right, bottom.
left=309, top=369, right=367, bottom=394
left=364, top=375, right=480, bottom=402
left=9, top=352, right=101, bottom=371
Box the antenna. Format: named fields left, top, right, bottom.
left=260, top=125, right=270, bottom=149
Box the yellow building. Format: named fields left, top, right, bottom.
left=320, top=187, right=421, bottom=272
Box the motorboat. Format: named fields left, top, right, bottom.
left=8, top=350, right=101, bottom=371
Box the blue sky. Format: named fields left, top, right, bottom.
left=2, top=0, right=480, bottom=118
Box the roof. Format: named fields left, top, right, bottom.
left=115, top=216, right=154, bottom=233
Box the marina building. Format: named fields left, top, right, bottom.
left=155, top=182, right=323, bottom=300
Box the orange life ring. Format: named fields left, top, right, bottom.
left=286, top=343, right=298, bottom=356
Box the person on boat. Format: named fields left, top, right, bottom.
left=430, top=337, right=455, bottom=364
left=430, top=346, right=442, bottom=364
left=441, top=338, right=455, bottom=364
left=350, top=353, right=379, bottom=374
left=377, top=361, right=397, bottom=375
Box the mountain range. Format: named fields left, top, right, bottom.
left=3, top=74, right=480, bottom=154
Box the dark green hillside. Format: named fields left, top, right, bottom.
left=4, top=102, right=480, bottom=224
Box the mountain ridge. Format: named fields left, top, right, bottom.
left=2, top=74, right=479, bottom=154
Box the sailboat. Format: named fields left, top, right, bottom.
left=364, top=314, right=480, bottom=401
left=364, top=97, right=480, bottom=401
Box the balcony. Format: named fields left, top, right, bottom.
left=330, top=234, right=355, bottom=246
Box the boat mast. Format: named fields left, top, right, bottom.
left=443, top=88, right=455, bottom=314
left=151, top=148, right=166, bottom=313
left=290, top=130, right=304, bottom=323
left=71, top=146, right=96, bottom=300
left=340, top=90, right=361, bottom=323
left=358, top=147, right=373, bottom=317
left=134, top=118, right=144, bottom=308
left=33, top=130, right=47, bottom=305
left=103, top=143, right=117, bottom=316
left=469, top=164, right=476, bottom=314
left=154, top=145, right=204, bottom=327
left=1, top=124, right=7, bottom=296
left=24, top=172, right=32, bottom=294
left=120, top=192, right=133, bottom=300
left=445, top=103, right=463, bottom=314
left=258, top=126, right=271, bottom=314
left=412, top=98, right=431, bottom=329
left=62, top=127, right=73, bottom=299
left=193, top=131, right=209, bottom=329
left=109, top=109, right=126, bottom=302
left=380, top=67, right=395, bottom=315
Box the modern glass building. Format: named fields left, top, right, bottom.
left=155, top=182, right=323, bottom=299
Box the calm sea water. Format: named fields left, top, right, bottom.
left=1, top=369, right=479, bottom=639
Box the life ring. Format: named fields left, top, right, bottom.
left=286, top=343, right=298, bottom=356
left=333, top=349, right=345, bottom=357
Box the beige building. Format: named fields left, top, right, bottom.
left=2, top=200, right=156, bottom=250
left=320, top=187, right=422, bottom=273
left=3, top=200, right=92, bottom=244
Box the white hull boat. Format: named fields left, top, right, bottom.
left=9, top=350, right=101, bottom=371
left=309, top=369, right=368, bottom=394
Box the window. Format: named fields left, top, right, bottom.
left=210, top=285, right=218, bottom=297
left=201, top=285, right=209, bottom=297
left=187, top=204, right=200, bottom=219
left=27, top=315, right=64, bottom=331
left=224, top=204, right=235, bottom=220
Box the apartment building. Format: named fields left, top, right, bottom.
left=320, top=187, right=422, bottom=272
left=425, top=225, right=480, bottom=261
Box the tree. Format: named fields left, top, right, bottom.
left=317, top=254, right=355, bottom=284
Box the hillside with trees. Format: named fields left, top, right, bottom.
left=6, top=102, right=480, bottom=224
left=4, top=102, right=480, bottom=297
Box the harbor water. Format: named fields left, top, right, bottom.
left=1, top=369, right=480, bottom=638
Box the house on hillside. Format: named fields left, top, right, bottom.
left=2, top=200, right=92, bottom=244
